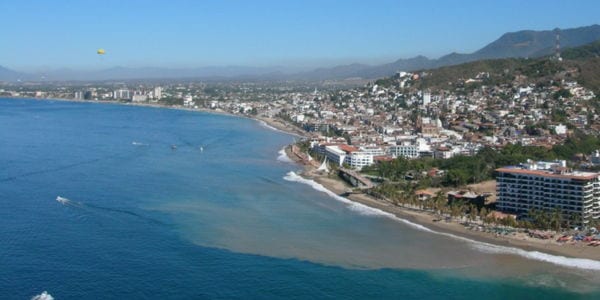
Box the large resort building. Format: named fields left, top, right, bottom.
left=496, top=160, right=600, bottom=223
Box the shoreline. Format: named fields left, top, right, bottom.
left=3, top=96, right=306, bottom=138
left=7, top=96, right=600, bottom=263
left=283, top=146, right=600, bottom=263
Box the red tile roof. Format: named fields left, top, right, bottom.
left=339, top=144, right=359, bottom=153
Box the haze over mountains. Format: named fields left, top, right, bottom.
left=1, top=24, right=599, bottom=82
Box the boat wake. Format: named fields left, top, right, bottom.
left=0, top=157, right=103, bottom=183
left=56, top=196, right=69, bottom=204
left=277, top=147, right=294, bottom=163
left=283, top=171, right=600, bottom=271
left=31, top=291, right=54, bottom=300
left=55, top=196, right=165, bottom=225
left=56, top=196, right=83, bottom=207
left=132, top=141, right=149, bottom=146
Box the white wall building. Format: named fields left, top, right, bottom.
left=554, top=123, right=567, bottom=135
left=423, top=92, right=431, bottom=106
left=113, top=89, right=130, bottom=100
left=324, top=145, right=380, bottom=170
left=154, top=87, right=162, bottom=100
left=132, top=94, right=147, bottom=102
left=388, top=138, right=431, bottom=159
left=496, top=160, right=600, bottom=223
left=183, top=95, right=194, bottom=107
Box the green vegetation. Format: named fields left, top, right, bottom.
left=561, top=40, right=600, bottom=60
left=160, top=97, right=183, bottom=106
left=374, top=78, right=394, bottom=88
left=363, top=133, right=600, bottom=188
left=401, top=40, right=600, bottom=93
left=553, top=88, right=572, bottom=100
left=370, top=184, right=590, bottom=230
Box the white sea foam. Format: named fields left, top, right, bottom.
left=258, top=120, right=280, bottom=132
left=258, top=119, right=302, bottom=137
left=277, top=147, right=294, bottom=163
left=283, top=171, right=600, bottom=271
left=31, top=291, right=54, bottom=300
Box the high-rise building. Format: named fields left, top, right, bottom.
left=496, top=160, right=600, bottom=223
left=113, top=89, right=131, bottom=100
left=423, top=92, right=431, bottom=106
left=154, top=87, right=162, bottom=100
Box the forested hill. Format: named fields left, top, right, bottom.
left=397, top=40, right=600, bottom=93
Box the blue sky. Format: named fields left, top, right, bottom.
left=0, top=0, right=599, bottom=70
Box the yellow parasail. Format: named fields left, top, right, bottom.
left=97, top=48, right=106, bottom=55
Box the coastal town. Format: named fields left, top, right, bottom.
left=3, top=55, right=600, bottom=258
left=7, top=2, right=600, bottom=298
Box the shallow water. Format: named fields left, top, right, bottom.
left=1, top=98, right=599, bottom=299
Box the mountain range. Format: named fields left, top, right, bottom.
left=1, top=24, right=599, bottom=82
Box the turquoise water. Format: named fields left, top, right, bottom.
left=1, top=98, right=599, bottom=299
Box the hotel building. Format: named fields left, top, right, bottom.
left=496, top=160, right=600, bottom=222
left=322, top=145, right=385, bottom=170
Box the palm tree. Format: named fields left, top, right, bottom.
left=479, top=207, right=488, bottom=223
left=550, top=208, right=563, bottom=232
left=468, top=204, right=478, bottom=223
left=569, top=213, right=583, bottom=228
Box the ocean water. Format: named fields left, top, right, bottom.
left=1, top=98, right=599, bottom=299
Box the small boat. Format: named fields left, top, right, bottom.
left=171, top=145, right=177, bottom=150
left=56, top=196, right=69, bottom=204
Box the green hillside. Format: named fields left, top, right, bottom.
left=407, top=40, right=600, bottom=93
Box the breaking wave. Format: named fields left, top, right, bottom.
left=277, top=147, right=294, bottom=163
left=31, top=291, right=54, bottom=300
left=258, top=120, right=283, bottom=132
left=257, top=119, right=302, bottom=137
left=282, top=171, right=600, bottom=271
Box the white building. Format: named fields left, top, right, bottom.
left=496, top=160, right=600, bottom=223
left=132, top=94, right=147, bottom=102
left=324, top=145, right=348, bottom=167
left=554, top=123, right=567, bottom=135
left=154, top=87, right=162, bottom=100
left=113, top=89, right=130, bottom=100
left=324, top=144, right=380, bottom=170
left=423, top=92, right=431, bottom=106
left=183, top=95, right=194, bottom=107
left=293, top=114, right=305, bottom=123
left=388, top=138, right=431, bottom=159
left=591, top=151, right=600, bottom=165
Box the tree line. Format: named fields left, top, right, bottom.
left=362, top=132, right=600, bottom=187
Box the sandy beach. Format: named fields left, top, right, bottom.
left=284, top=145, right=600, bottom=261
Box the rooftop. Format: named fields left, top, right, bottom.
left=496, top=167, right=599, bottom=180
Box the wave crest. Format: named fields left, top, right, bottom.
left=283, top=171, right=600, bottom=271
left=277, top=147, right=294, bottom=163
